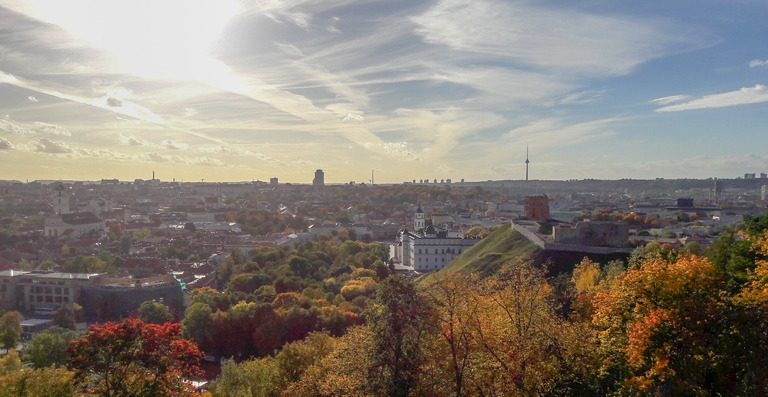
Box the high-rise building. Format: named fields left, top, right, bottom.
left=270, top=177, right=278, bottom=185
left=313, top=169, right=325, bottom=186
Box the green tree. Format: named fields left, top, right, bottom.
left=137, top=300, right=173, bottom=324
left=709, top=230, right=755, bottom=286
left=182, top=302, right=213, bottom=348
left=0, top=311, right=22, bottom=349
left=366, top=276, right=434, bottom=397
left=211, top=358, right=280, bottom=397
left=24, top=326, right=79, bottom=368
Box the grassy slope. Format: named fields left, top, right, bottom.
left=420, top=224, right=540, bottom=284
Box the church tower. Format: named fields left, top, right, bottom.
left=53, top=183, right=71, bottom=215
left=414, top=204, right=426, bottom=231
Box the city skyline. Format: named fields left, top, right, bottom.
left=0, top=0, right=767, bottom=183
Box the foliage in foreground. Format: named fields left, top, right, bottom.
left=212, top=232, right=768, bottom=396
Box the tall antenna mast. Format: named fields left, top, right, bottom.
left=525, top=145, right=530, bottom=181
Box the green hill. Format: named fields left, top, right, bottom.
left=421, top=224, right=540, bottom=284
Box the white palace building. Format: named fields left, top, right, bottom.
left=389, top=206, right=480, bottom=273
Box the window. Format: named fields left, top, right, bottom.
left=63, top=288, right=69, bottom=294
left=44, top=287, right=52, bottom=294
left=63, top=297, right=69, bottom=303
left=55, top=287, right=61, bottom=294
left=55, top=296, right=62, bottom=303
left=45, top=296, right=53, bottom=303
left=36, top=295, right=43, bottom=302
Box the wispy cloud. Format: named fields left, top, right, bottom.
left=33, top=138, right=72, bottom=154
left=650, top=95, right=690, bottom=105
left=118, top=134, right=145, bottom=146
left=0, top=0, right=741, bottom=181
left=33, top=122, right=71, bottom=136
left=503, top=117, right=622, bottom=149
left=749, top=59, right=768, bottom=68
left=0, top=117, right=71, bottom=136
left=411, top=0, right=701, bottom=77
left=655, top=84, right=768, bottom=112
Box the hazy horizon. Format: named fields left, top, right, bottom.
left=1, top=0, right=767, bottom=183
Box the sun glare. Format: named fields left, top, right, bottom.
left=19, top=0, right=239, bottom=80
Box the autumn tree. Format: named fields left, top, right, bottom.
left=0, top=310, right=22, bottom=349
left=366, top=276, right=434, bottom=397
left=283, top=326, right=374, bottom=397
left=69, top=318, right=203, bottom=396
left=52, top=304, right=77, bottom=329
left=425, top=273, right=481, bottom=397
left=0, top=366, right=76, bottom=397
left=592, top=254, right=768, bottom=395
left=468, top=261, right=598, bottom=396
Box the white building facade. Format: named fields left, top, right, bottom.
left=390, top=206, right=480, bottom=273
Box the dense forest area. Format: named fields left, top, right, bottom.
left=1, top=218, right=768, bottom=396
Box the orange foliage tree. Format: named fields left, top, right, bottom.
left=592, top=254, right=768, bottom=395
left=69, top=318, right=203, bottom=396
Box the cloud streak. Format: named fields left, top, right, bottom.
left=655, top=84, right=768, bottom=112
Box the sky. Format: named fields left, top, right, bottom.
left=0, top=0, right=766, bottom=183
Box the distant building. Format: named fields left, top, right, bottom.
left=552, top=221, right=629, bottom=248
left=524, top=195, right=550, bottom=221
left=270, top=177, right=279, bottom=185
left=676, top=198, right=694, bottom=208
left=52, top=183, right=71, bottom=215
left=44, top=212, right=104, bottom=238
left=0, top=270, right=100, bottom=312
left=745, top=173, right=756, bottom=179
left=762, top=185, right=767, bottom=202
left=389, top=207, right=480, bottom=273
left=313, top=169, right=325, bottom=186
left=762, top=173, right=768, bottom=179
left=0, top=271, right=182, bottom=321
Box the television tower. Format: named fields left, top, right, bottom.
left=525, top=145, right=530, bottom=181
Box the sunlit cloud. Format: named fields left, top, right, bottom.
left=650, top=95, right=690, bottom=105
left=33, top=138, right=72, bottom=154
left=655, top=84, right=768, bottom=112
left=0, top=0, right=752, bottom=181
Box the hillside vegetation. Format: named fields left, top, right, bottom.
left=422, top=224, right=540, bottom=283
